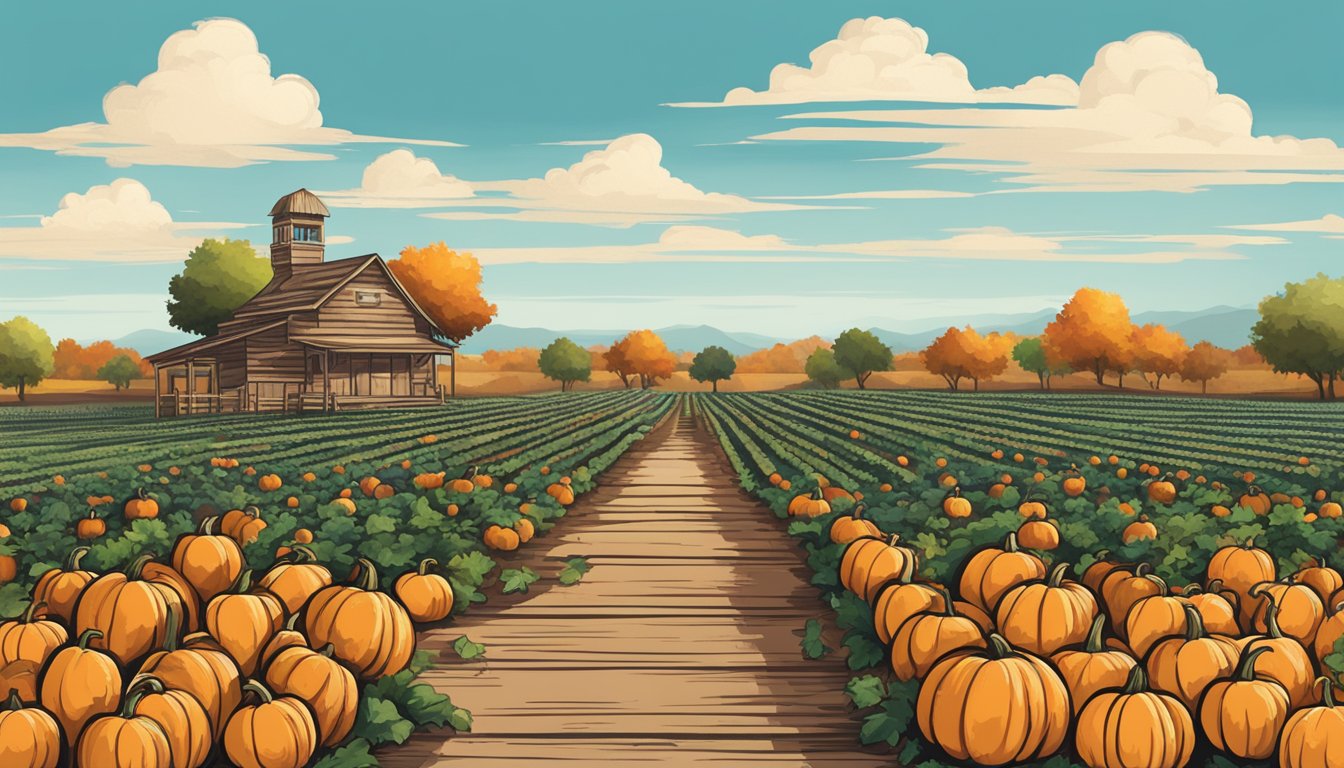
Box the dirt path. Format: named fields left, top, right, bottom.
left=384, top=409, right=885, bottom=767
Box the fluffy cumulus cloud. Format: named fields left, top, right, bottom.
left=321, top=149, right=474, bottom=208
left=0, top=179, right=242, bottom=261
left=671, top=17, right=1078, bottom=107
left=755, top=31, right=1344, bottom=192
left=0, top=19, right=457, bottom=167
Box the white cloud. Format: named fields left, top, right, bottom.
left=320, top=149, right=474, bottom=208
left=1232, top=214, right=1344, bottom=233
left=754, top=31, right=1344, bottom=192
left=0, top=19, right=458, bottom=167
left=0, top=179, right=243, bottom=262
left=835, top=226, right=1245, bottom=263
left=670, top=17, right=1078, bottom=107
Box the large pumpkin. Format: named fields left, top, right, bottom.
left=1181, top=580, right=1240, bottom=637
left=1207, top=539, right=1276, bottom=628
left=1102, top=563, right=1164, bottom=636
left=37, top=628, right=121, bottom=749
left=1314, top=600, right=1344, bottom=671
left=302, top=558, right=415, bottom=680
left=1146, top=603, right=1240, bottom=710
left=996, top=562, right=1098, bottom=657
left=917, top=633, right=1070, bottom=765
left=1294, top=556, right=1344, bottom=604
left=223, top=679, right=318, bottom=768
left=1122, top=578, right=1192, bottom=660
left=257, top=546, right=333, bottom=616
left=137, top=621, right=243, bottom=740
left=889, top=585, right=986, bottom=681
left=957, top=533, right=1047, bottom=615
left=1201, top=645, right=1291, bottom=760
left=263, top=640, right=358, bottom=747
left=74, top=680, right=173, bottom=768
left=171, top=516, right=246, bottom=605
left=205, top=570, right=285, bottom=677
left=0, top=601, right=67, bottom=672
left=127, top=675, right=211, bottom=768
left=73, top=554, right=181, bottom=665
left=838, top=534, right=919, bottom=603
left=1279, top=676, right=1344, bottom=768
left=1080, top=551, right=1134, bottom=596
left=1050, top=614, right=1136, bottom=715
left=394, top=558, right=455, bottom=624
left=0, top=689, right=62, bottom=768
left=1247, top=580, right=1324, bottom=646
left=828, top=504, right=880, bottom=545
left=31, top=546, right=95, bottom=625
left=1242, top=593, right=1317, bottom=709
left=871, top=570, right=942, bottom=644
left=1075, top=664, right=1195, bottom=768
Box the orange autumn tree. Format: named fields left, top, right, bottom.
left=1180, top=341, right=1233, bottom=394
left=1043, top=288, right=1135, bottom=386
left=388, top=242, right=497, bottom=342
left=481, top=347, right=541, bottom=372
left=736, top=337, right=831, bottom=373
left=920, top=326, right=1014, bottom=391
left=53, top=339, right=151, bottom=380
left=605, top=330, right=676, bottom=389
left=1130, top=324, right=1188, bottom=390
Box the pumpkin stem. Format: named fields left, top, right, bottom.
left=18, top=600, right=46, bottom=624
left=122, top=676, right=165, bottom=715
left=1315, top=676, right=1338, bottom=708
left=950, top=486, right=962, bottom=498
left=1181, top=603, right=1206, bottom=641
left=986, top=633, right=1014, bottom=659
left=160, top=602, right=181, bottom=652
left=65, top=545, right=91, bottom=571
left=286, top=545, right=318, bottom=564
left=1234, top=645, right=1272, bottom=681
left=243, top=504, right=263, bottom=520
left=1122, top=664, right=1149, bottom=694
left=930, top=584, right=957, bottom=617
left=228, top=568, right=254, bottom=595
left=1003, top=532, right=1020, bottom=553
left=3, top=689, right=21, bottom=711
left=282, top=612, right=301, bottom=631
left=1142, top=573, right=1169, bottom=594
left=418, top=558, right=438, bottom=576
left=135, top=487, right=149, bottom=501
left=851, top=504, right=866, bottom=520
left=353, top=558, right=380, bottom=591
left=318, top=643, right=336, bottom=659
left=1135, top=562, right=1152, bottom=578
left=1083, top=614, right=1107, bottom=653
left=1260, top=590, right=1286, bottom=639
left=1047, top=562, right=1071, bottom=588
left=241, top=678, right=274, bottom=704
left=463, top=465, right=478, bottom=480
left=199, top=516, right=219, bottom=535
left=1182, top=583, right=1203, bottom=596
left=84, top=508, right=100, bottom=520
left=887, top=533, right=901, bottom=548
left=76, top=628, right=103, bottom=649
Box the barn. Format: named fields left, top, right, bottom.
left=146, top=189, right=456, bottom=416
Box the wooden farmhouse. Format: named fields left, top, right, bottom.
left=147, top=190, right=456, bottom=416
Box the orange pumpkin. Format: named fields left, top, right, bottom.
left=547, top=482, right=576, bottom=506
left=123, top=487, right=159, bottom=520
left=205, top=570, right=284, bottom=677
left=171, top=516, right=246, bottom=605
left=394, top=558, right=455, bottom=623
left=75, top=509, right=106, bottom=540
left=1017, top=499, right=1048, bottom=519
left=126, top=675, right=212, bottom=768
left=220, top=506, right=267, bottom=546
left=1076, top=664, right=1195, bottom=768
left=73, top=554, right=181, bottom=666
left=1201, top=645, right=1291, bottom=760
left=413, top=472, right=445, bottom=490
left=0, top=601, right=67, bottom=672
left=483, top=524, right=521, bottom=551
left=1207, top=539, right=1277, bottom=628
left=1123, top=578, right=1192, bottom=660
left=1062, top=472, right=1086, bottom=498
left=889, top=585, right=986, bottom=681
left=1238, top=485, right=1273, bottom=515
left=0, top=689, right=62, bottom=768
left=787, top=490, right=830, bottom=518
left=1279, top=676, right=1344, bottom=768
left=1146, top=603, right=1240, bottom=710
left=941, top=487, right=972, bottom=518
left=514, top=517, right=535, bottom=544
left=38, top=628, right=121, bottom=749
left=958, top=532, right=1047, bottom=615
left=1146, top=477, right=1177, bottom=504
left=302, top=559, right=415, bottom=680
left=838, top=534, right=919, bottom=603
left=223, top=679, right=318, bottom=768
left=1102, top=563, right=1164, bottom=637
left=996, top=562, right=1098, bottom=656
left=828, top=504, right=880, bottom=545
left=871, top=572, right=944, bottom=645
left=1315, top=600, right=1344, bottom=671
left=1121, top=514, right=1158, bottom=544
left=263, top=639, right=358, bottom=747
left=1050, top=614, right=1136, bottom=714
left=1248, top=580, right=1324, bottom=646
left=136, top=615, right=243, bottom=740
left=257, top=546, right=334, bottom=616
left=1242, top=594, right=1317, bottom=710
left=74, top=679, right=173, bottom=768
left=1016, top=518, right=1059, bottom=551
left=1294, top=556, right=1344, bottom=605
left=1181, top=581, right=1240, bottom=637
left=917, top=633, right=1070, bottom=764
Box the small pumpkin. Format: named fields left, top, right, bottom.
left=126, top=675, right=211, bottom=768
left=74, top=677, right=173, bottom=768
left=996, top=562, right=1099, bottom=657
left=302, top=558, right=416, bottom=680
left=1061, top=470, right=1086, bottom=498
left=394, top=558, right=455, bottom=623
left=483, top=524, right=520, bottom=551
left=1200, top=645, right=1291, bottom=760
left=73, top=554, right=182, bottom=666
left=1016, top=518, right=1059, bottom=551
left=0, top=601, right=67, bottom=672
left=1050, top=614, right=1136, bottom=714
left=1146, top=603, right=1240, bottom=709
left=838, top=534, right=920, bottom=603
left=871, top=567, right=944, bottom=645
left=514, top=517, right=535, bottom=543
left=1017, top=499, right=1048, bottom=519
left=223, top=679, right=318, bottom=768
left=828, top=504, right=880, bottom=545
left=941, top=487, right=972, bottom=518
left=0, top=688, right=62, bottom=768
left=889, top=585, right=986, bottom=681
left=31, top=546, right=96, bottom=625
left=958, top=532, right=1047, bottom=615
left=1238, top=485, right=1273, bottom=515
left=546, top=482, right=576, bottom=506
left=171, top=516, right=246, bottom=605
left=1279, top=676, right=1344, bottom=768
left=205, top=570, right=285, bottom=677
left=257, top=546, right=334, bottom=616
left=1146, top=476, right=1178, bottom=504
left=38, top=628, right=121, bottom=749
left=1075, top=664, right=1195, bottom=768
left=1121, top=514, right=1158, bottom=544
left=220, top=506, right=267, bottom=546
left=123, top=488, right=160, bottom=520
left=75, top=509, right=106, bottom=540
left=787, top=489, right=830, bottom=518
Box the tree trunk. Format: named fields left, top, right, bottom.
left=1202, top=379, right=1208, bottom=395
left=16, top=376, right=24, bottom=402
left=1093, top=361, right=1104, bottom=386
left=973, top=378, right=980, bottom=391
left=856, top=372, right=868, bottom=390
left=1037, top=372, right=1046, bottom=390
left=712, top=380, right=718, bottom=393
left=1311, top=372, right=1326, bottom=400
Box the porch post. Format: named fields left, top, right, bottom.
left=431, top=354, right=439, bottom=398
left=186, top=360, right=195, bottom=415
left=153, top=364, right=161, bottom=418
left=323, top=350, right=331, bottom=414
left=450, top=350, right=456, bottom=399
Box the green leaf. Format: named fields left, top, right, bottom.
left=448, top=706, right=474, bottom=732
left=801, top=618, right=832, bottom=659
left=311, top=738, right=379, bottom=768
left=353, top=696, right=413, bottom=746
left=844, top=674, right=886, bottom=708
left=453, top=635, right=486, bottom=660
left=501, top=567, right=540, bottom=594
left=843, top=632, right=884, bottom=670
left=0, top=584, right=31, bottom=618
left=447, top=551, right=496, bottom=586
left=557, top=556, right=591, bottom=585
left=403, top=683, right=460, bottom=728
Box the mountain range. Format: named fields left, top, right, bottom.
left=110, top=307, right=1258, bottom=357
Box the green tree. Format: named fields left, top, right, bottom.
left=804, top=348, right=848, bottom=389
left=97, top=353, right=142, bottom=391
left=167, top=238, right=271, bottom=336
left=1252, top=273, right=1344, bottom=400
left=0, top=316, right=55, bottom=401
left=537, top=337, right=591, bottom=392
left=832, top=328, right=892, bottom=389
left=689, top=346, right=736, bottom=392
left=1011, top=337, right=1070, bottom=390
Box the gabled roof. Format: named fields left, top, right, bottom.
left=146, top=319, right=287, bottom=365
left=269, top=188, right=330, bottom=218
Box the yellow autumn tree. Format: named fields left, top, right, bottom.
left=387, top=242, right=498, bottom=342
left=1130, top=324, right=1189, bottom=390
left=921, top=326, right=1014, bottom=391
left=605, top=330, right=677, bottom=389
left=1043, top=288, right=1135, bottom=386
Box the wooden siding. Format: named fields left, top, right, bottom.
left=216, top=339, right=249, bottom=390
left=244, top=325, right=305, bottom=382
left=309, top=268, right=429, bottom=340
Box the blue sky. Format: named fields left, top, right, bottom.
left=0, top=1, right=1341, bottom=341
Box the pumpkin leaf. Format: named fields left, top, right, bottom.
left=353, top=696, right=414, bottom=746
left=557, top=556, right=591, bottom=585
left=501, top=567, right=540, bottom=594
left=843, top=632, right=885, bottom=670
left=447, top=551, right=496, bottom=586
left=448, top=705, right=474, bottom=732
left=858, top=679, right=918, bottom=746
left=402, top=682, right=461, bottom=728
left=844, top=675, right=886, bottom=709
left=311, top=738, right=378, bottom=768
left=452, top=635, right=487, bottom=660
left=0, top=583, right=31, bottom=618
left=801, top=618, right=832, bottom=659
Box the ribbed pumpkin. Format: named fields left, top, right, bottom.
left=1241, top=593, right=1317, bottom=709
left=1146, top=477, right=1177, bottom=504
left=1294, top=556, right=1344, bottom=604
left=1075, top=664, right=1194, bottom=768
left=871, top=569, right=944, bottom=645
left=1181, top=581, right=1240, bottom=637
left=996, top=562, right=1098, bottom=657
left=1122, top=576, right=1192, bottom=659
left=483, top=525, right=520, bottom=551
left=31, top=546, right=95, bottom=625
left=1016, top=518, right=1059, bottom=551
left=263, top=640, right=358, bottom=747
left=0, top=601, right=67, bottom=672
left=1080, top=551, right=1132, bottom=595
left=74, top=678, right=173, bottom=768
left=1050, top=615, right=1136, bottom=715
left=1146, top=603, right=1240, bottom=710
left=136, top=615, right=243, bottom=740
left=1279, top=676, right=1344, bottom=768
left=1237, top=485, right=1272, bottom=515
left=171, top=516, right=246, bottom=605
left=1207, top=539, right=1276, bottom=628
left=126, top=675, right=212, bottom=768
left=0, top=659, right=40, bottom=707
left=220, top=506, right=267, bottom=546
left=1201, top=645, right=1291, bottom=760
left=123, top=487, right=160, bottom=520
left=1314, top=600, right=1344, bottom=671
left=302, top=558, right=415, bottom=680
left=828, top=504, right=880, bottom=545
left=394, top=558, right=455, bottom=623
left=257, top=546, right=333, bottom=616
left=1102, top=563, right=1164, bottom=639
left=786, top=490, right=830, bottom=518
left=838, top=534, right=919, bottom=603
left=1248, top=580, right=1324, bottom=646
left=546, top=482, right=575, bottom=506
left=38, top=628, right=121, bottom=749
left=917, top=633, right=1070, bottom=765
left=73, top=554, right=181, bottom=666
left=958, top=533, right=1047, bottom=615
left=205, top=570, right=285, bottom=677
left=0, top=689, right=62, bottom=768
left=889, top=585, right=986, bottom=681
left=941, top=487, right=972, bottom=518
left=223, top=679, right=317, bottom=768
left=141, top=559, right=201, bottom=635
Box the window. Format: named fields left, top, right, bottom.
left=272, top=225, right=289, bottom=243
left=293, top=225, right=323, bottom=243
left=355, top=290, right=382, bottom=307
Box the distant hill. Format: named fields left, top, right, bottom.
left=105, top=329, right=198, bottom=355
left=458, top=324, right=789, bottom=355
